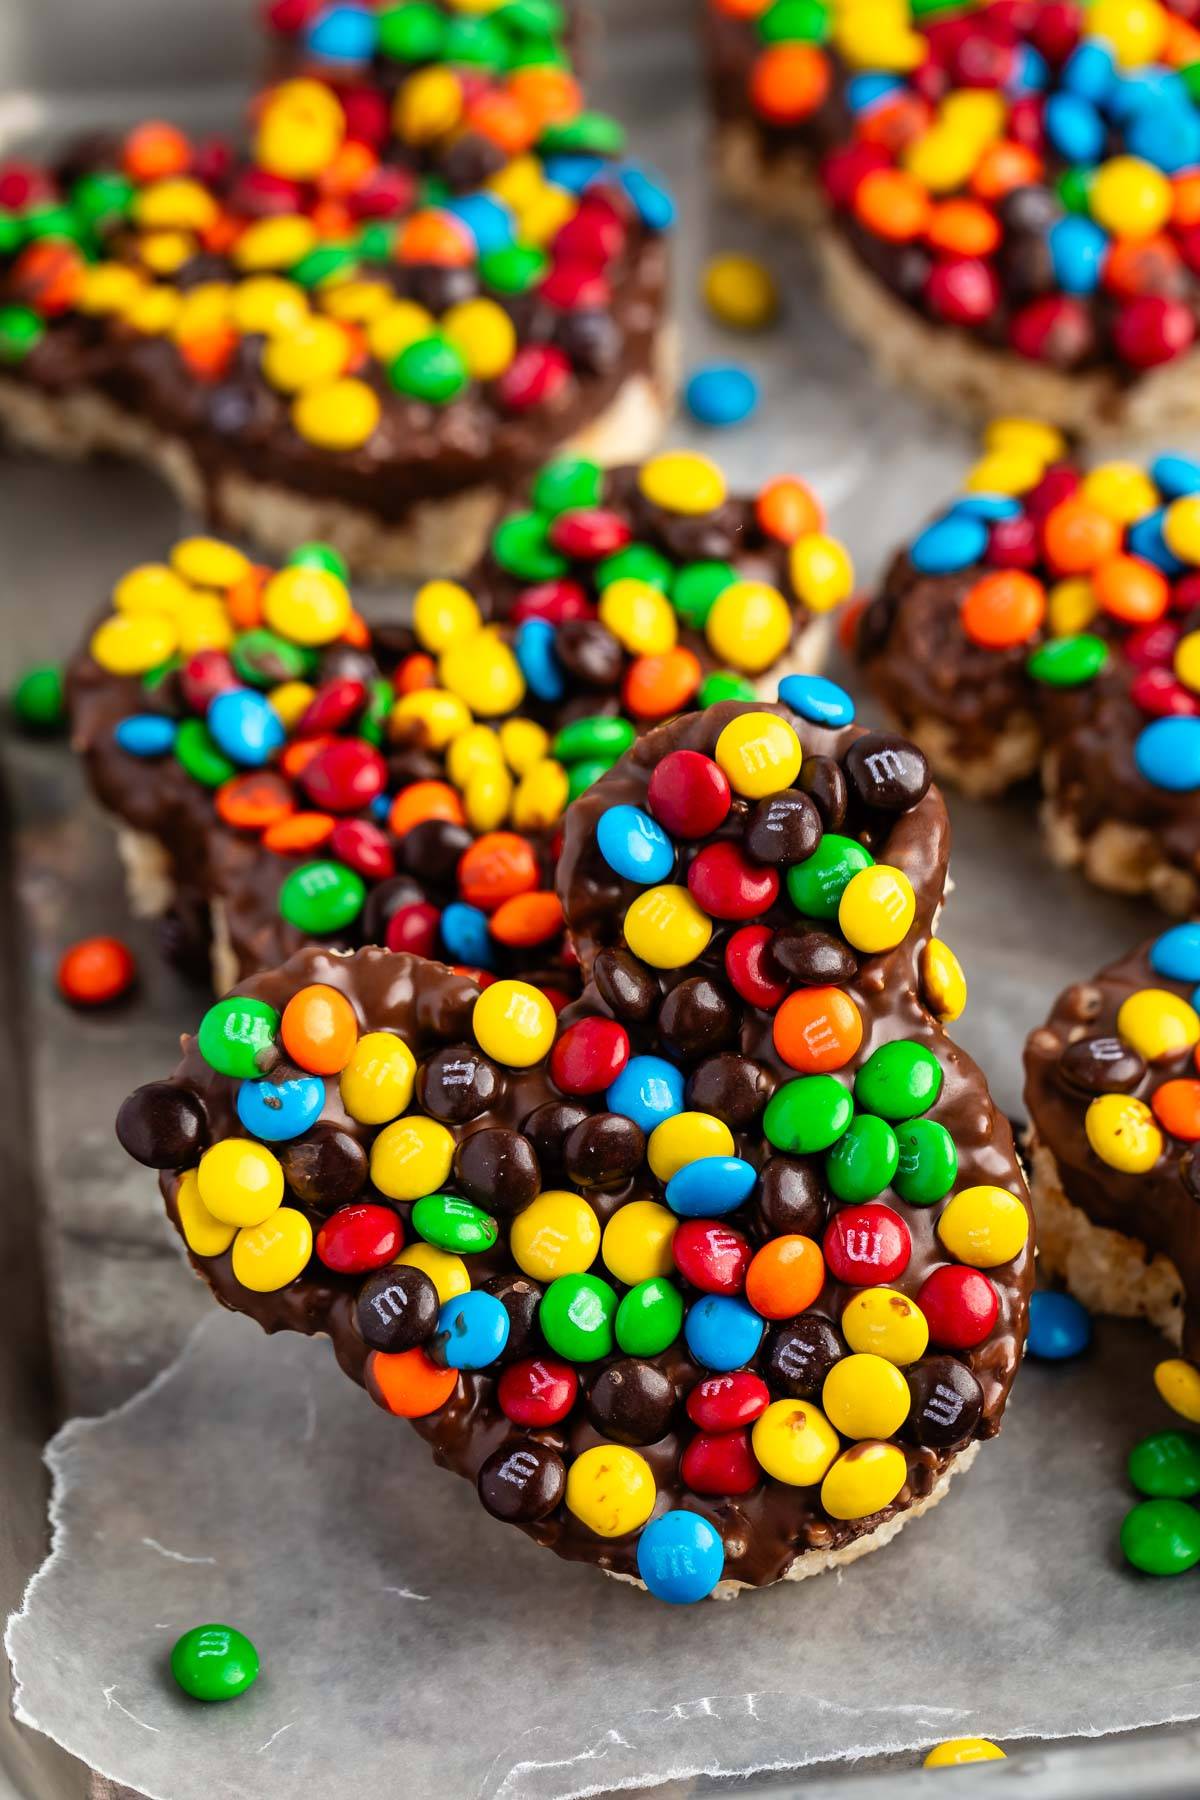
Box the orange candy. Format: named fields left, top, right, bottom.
left=756, top=476, right=823, bottom=543
left=11, top=240, right=86, bottom=314
left=57, top=935, right=136, bottom=1007
left=319, top=140, right=378, bottom=198
left=178, top=326, right=237, bottom=382
left=858, top=93, right=931, bottom=156
left=1152, top=1079, right=1200, bottom=1140
left=215, top=772, right=295, bottom=831
left=280, top=982, right=358, bottom=1074
left=1041, top=497, right=1122, bottom=575
left=749, top=43, right=831, bottom=125
left=123, top=120, right=191, bottom=180
left=926, top=199, right=1001, bottom=258
left=262, top=811, right=334, bottom=854
left=1106, top=234, right=1183, bottom=298
left=490, top=890, right=565, bottom=947
left=467, top=90, right=537, bottom=154
left=280, top=735, right=329, bottom=781
left=389, top=781, right=466, bottom=837
left=712, top=0, right=770, bottom=15
left=1093, top=554, right=1169, bottom=624
left=622, top=647, right=703, bottom=719
left=960, top=571, right=1046, bottom=649
left=853, top=167, right=932, bottom=242
left=226, top=567, right=269, bottom=630
left=745, top=1235, right=825, bottom=1321
left=370, top=1347, right=458, bottom=1418
left=508, top=66, right=581, bottom=129
left=395, top=653, right=437, bottom=695
left=971, top=140, right=1043, bottom=200
left=397, top=209, right=474, bottom=266
left=459, top=832, right=539, bottom=910
left=773, top=987, right=863, bottom=1073
left=342, top=609, right=371, bottom=649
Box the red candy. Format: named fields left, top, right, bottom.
left=548, top=509, right=632, bottom=561
left=823, top=1203, right=911, bottom=1286
left=925, top=257, right=999, bottom=326
left=57, top=935, right=136, bottom=1007
left=687, top=842, right=779, bottom=920
left=539, top=262, right=610, bottom=311
left=917, top=1264, right=999, bottom=1349
left=297, top=677, right=368, bottom=737
left=686, top=1370, right=770, bottom=1432
left=1123, top=622, right=1179, bottom=670
left=497, top=1356, right=578, bottom=1426
left=672, top=1219, right=753, bottom=1295
left=182, top=650, right=238, bottom=713
left=725, top=925, right=788, bottom=1010
left=385, top=901, right=441, bottom=957
left=329, top=817, right=395, bottom=880
left=646, top=750, right=731, bottom=838
left=681, top=1429, right=759, bottom=1496
left=1130, top=668, right=1200, bottom=718
left=300, top=738, right=387, bottom=812
left=1113, top=296, right=1196, bottom=369
left=496, top=344, right=570, bottom=412
left=984, top=513, right=1039, bottom=569
left=316, top=1203, right=402, bottom=1273
left=1009, top=295, right=1094, bottom=367
left=509, top=579, right=593, bottom=625
left=552, top=197, right=626, bottom=266
left=549, top=1016, right=630, bottom=1094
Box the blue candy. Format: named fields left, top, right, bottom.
left=909, top=512, right=988, bottom=575
left=1027, top=1290, right=1092, bottom=1362
left=435, top=1290, right=510, bottom=1370
left=636, top=1510, right=725, bottom=1604
left=947, top=493, right=1023, bottom=522
left=439, top=901, right=494, bottom=969
left=236, top=1076, right=325, bottom=1143
left=370, top=793, right=391, bottom=822
left=515, top=619, right=566, bottom=703
left=1110, top=67, right=1188, bottom=121
left=1151, top=922, right=1200, bottom=984
left=1011, top=42, right=1048, bottom=93
left=1048, top=215, right=1108, bottom=295
left=597, top=804, right=675, bottom=884
left=1061, top=38, right=1115, bottom=105
left=606, top=1055, right=684, bottom=1131
left=115, top=714, right=177, bottom=757
left=206, top=688, right=285, bottom=768
left=616, top=164, right=675, bottom=231
left=666, top=1156, right=757, bottom=1218
left=778, top=673, right=856, bottom=727
left=685, top=364, right=759, bottom=428
left=1127, top=509, right=1187, bottom=576
left=1045, top=91, right=1104, bottom=163
left=305, top=3, right=376, bottom=61
left=684, top=1294, right=764, bottom=1372
left=542, top=154, right=606, bottom=193
left=1127, top=105, right=1200, bottom=174
left=846, top=74, right=904, bottom=113
left=441, top=193, right=514, bottom=255
left=1151, top=453, right=1200, bottom=499
left=1136, top=716, right=1200, bottom=792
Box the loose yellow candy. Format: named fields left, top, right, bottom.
left=789, top=533, right=854, bottom=614
left=511, top=758, right=569, bottom=831
left=171, top=535, right=249, bottom=590
left=500, top=716, right=549, bottom=773
left=751, top=1399, right=840, bottom=1486
left=1085, top=1092, right=1163, bottom=1173
left=598, top=579, right=677, bottom=656
left=939, top=89, right=1005, bottom=144
left=473, top=979, right=556, bottom=1066
left=263, top=317, right=348, bottom=392
left=464, top=764, right=513, bottom=831
left=565, top=1445, right=656, bottom=1537
left=447, top=724, right=504, bottom=788
left=339, top=1030, right=416, bottom=1124
left=395, top=1241, right=469, bottom=1304
left=320, top=278, right=392, bottom=323
left=234, top=214, right=319, bottom=272
left=262, top=565, right=352, bottom=646
left=1047, top=576, right=1096, bottom=636
left=923, top=1738, right=1006, bottom=1769
left=647, top=1112, right=734, bottom=1183
left=170, top=282, right=232, bottom=343
left=370, top=1116, right=455, bottom=1201
left=135, top=176, right=219, bottom=231
left=1116, top=988, right=1200, bottom=1063
left=90, top=611, right=178, bottom=675
left=984, top=417, right=1067, bottom=462
left=292, top=378, right=380, bottom=451
left=113, top=562, right=191, bottom=615
left=1165, top=495, right=1200, bottom=565
left=903, top=126, right=981, bottom=194
left=920, top=939, right=967, bottom=1023
left=1154, top=1357, right=1200, bottom=1423
left=1089, top=155, right=1172, bottom=242
left=623, top=885, right=713, bottom=969
left=937, top=1186, right=1030, bottom=1268
left=441, top=297, right=516, bottom=379
left=601, top=1200, right=677, bottom=1286
left=78, top=263, right=144, bottom=315
left=1082, top=461, right=1159, bottom=525
left=196, top=1138, right=284, bottom=1228
left=638, top=451, right=726, bottom=516
left=140, top=230, right=195, bottom=275
left=175, top=1170, right=236, bottom=1258
left=256, top=79, right=344, bottom=180
left=964, top=448, right=1048, bottom=496
left=821, top=1440, right=908, bottom=1520
left=822, top=1352, right=911, bottom=1439
left=702, top=252, right=778, bottom=330
left=391, top=687, right=473, bottom=750
left=125, top=285, right=182, bottom=335
left=232, top=1206, right=314, bottom=1293
left=838, top=864, right=915, bottom=954
left=840, top=1287, right=929, bottom=1366
left=706, top=580, right=792, bottom=673
left=177, top=597, right=234, bottom=656
left=413, top=579, right=482, bottom=651
left=230, top=275, right=309, bottom=337
left=1089, top=0, right=1167, bottom=64
left=517, top=184, right=575, bottom=246
left=714, top=712, right=803, bottom=798
left=510, top=1191, right=601, bottom=1281
left=441, top=632, right=525, bottom=716
left=395, top=65, right=463, bottom=143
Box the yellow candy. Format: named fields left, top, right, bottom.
left=177, top=597, right=234, bottom=656
left=838, top=864, right=915, bottom=954
left=135, top=176, right=219, bottom=231
left=171, top=536, right=249, bottom=590
left=196, top=1138, right=284, bottom=1228
left=90, top=611, right=178, bottom=676
left=1082, top=461, right=1160, bottom=525
left=1116, top=987, right=1200, bottom=1062
left=500, top=716, right=550, bottom=774
left=1085, top=1092, right=1163, bottom=1173
left=903, top=127, right=981, bottom=194
left=413, top=578, right=482, bottom=651
left=232, top=1207, right=312, bottom=1293
left=486, top=153, right=543, bottom=210
left=231, top=275, right=309, bottom=338
left=464, top=764, right=514, bottom=831
left=937, top=1185, right=1031, bottom=1268
left=169, top=282, right=232, bottom=343
left=395, top=1241, right=469, bottom=1305
left=601, top=1200, right=677, bottom=1286
left=391, top=687, right=473, bottom=750
left=175, top=1170, right=236, bottom=1258
left=923, top=1739, right=1006, bottom=1769
left=339, top=1030, right=416, bottom=1125
left=292, top=378, right=380, bottom=451
left=920, top=939, right=967, bottom=1023
left=647, top=1112, right=734, bottom=1183
left=267, top=680, right=316, bottom=729
left=511, top=758, right=569, bottom=831
left=1154, top=1357, right=1200, bottom=1423
left=234, top=214, right=319, bottom=272
left=939, top=89, right=1005, bottom=145
left=446, top=724, right=503, bottom=787
left=751, top=1399, right=840, bottom=1486
left=788, top=534, right=855, bottom=615
left=638, top=451, right=726, bottom=516
left=78, top=263, right=144, bottom=315
left=319, top=279, right=392, bottom=323
left=113, top=562, right=191, bottom=615
left=1164, top=495, right=1200, bottom=565
left=964, top=448, right=1047, bottom=496
left=125, top=285, right=182, bottom=334
left=473, top=978, right=556, bottom=1066
left=256, top=79, right=345, bottom=180
left=565, top=1445, right=655, bottom=1537
left=841, top=1287, right=930, bottom=1366
left=395, top=65, right=463, bottom=143
left=822, top=1352, right=911, bottom=1439
left=263, top=565, right=352, bottom=646
left=598, top=579, right=677, bottom=656
left=714, top=712, right=803, bottom=798
left=510, top=1190, right=601, bottom=1280
left=623, top=884, right=713, bottom=969
left=442, top=298, right=516, bottom=379
left=138, top=230, right=195, bottom=275
left=984, top=417, right=1067, bottom=463
left=368, top=299, right=437, bottom=362
left=263, top=317, right=348, bottom=392
left=440, top=632, right=525, bottom=716
left=702, top=252, right=778, bottom=331
left=517, top=185, right=574, bottom=246
left=820, top=1440, right=908, bottom=1519
left=370, top=1116, right=455, bottom=1202
left=1175, top=631, right=1200, bottom=694
left=1089, top=0, right=1167, bottom=64
left=1089, top=155, right=1172, bottom=242
left=1047, top=577, right=1097, bottom=636
left=706, top=580, right=791, bottom=673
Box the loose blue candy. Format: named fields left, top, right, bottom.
left=1011, top=42, right=1048, bottom=93
left=616, top=164, right=675, bottom=231
left=542, top=154, right=606, bottom=193
left=1061, top=38, right=1115, bottom=105
left=909, top=512, right=988, bottom=575
left=1127, top=105, right=1200, bottom=175
left=115, top=714, right=177, bottom=757
left=685, top=1294, right=764, bottom=1372
left=1111, top=67, right=1188, bottom=121
left=1027, top=1290, right=1092, bottom=1362
left=606, top=1055, right=684, bottom=1132
left=846, top=73, right=904, bottom=113
left=597, top=805, right=675, bottom=884
left=1127, top=509, right=1187, bottom=576
left=947, top=493, right=1023, bottom=522
left=1044, top=92, right=1104, bottom=163
left=1136, top=717, right=1200, bottom=792
left=778, top=673, right=855, bottom=727
left=637, top=1510, right=725, bottom=1604
left=666, top=1156, right=757, bottom=1218
left=435, top=1290, right=510, bottom=1370
left=1048, top=216, right=1108, bottom=295
left=305, top=4, right=377, bottom=62
left=441, top=193, right=514, bottom=255
left=236, top=1076, right=325, bottom=1143
left=439, top=901, right=494, bottom=969
left=515, top=619, right=566, bottom=703
left=1151, top=453, right=1200, bottom=500
left=1150, top=923, right=1200, bottom=984
left=685, top=364, right=759, bottom=428
left=207, top=688, right=285, bottom=768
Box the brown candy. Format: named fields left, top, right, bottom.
left=116, top=1081, right=208, bottom=1168
left=355, top=1265, right=439, bottom=1353
left=763, top=1317, right=843, bottom=1399
left=482, top=1273, right=544, bottom=1361
left=564, top=1112, right=645, bottom=1188
left=278, top=1125, right=367, bottom=1211
left=686, top=1053, right=773, bottom=1130
left=843, top=733, right=931, bottom=813
left=1057, top=1035, right=1146, bottom=1098
left=905, top=1356, right=984, bottom=1450
left=454, top=1126, right=540, bottom=1214
left=478, top=1440, right=566, bottom=1523
left=798, top=753, right=848, bottom=829
left=419, top=1043, right=502, bottom=1123
left=522, top=1100, right=590, bottom=1181
left=593, top=948, right=658, bottom=1024
left=400, top=819, right=473, bottom=885
left=658, top=975, right=735, bottom=1060
left=586, top=1358, right=675, bottom=1445
left=743, top=790, right=822, bottom=866
left=771, top=927, right=858, bottom=988
left=555, top=619, right=624, bottom=689
left=757, top=1156, right=827, bottom=1239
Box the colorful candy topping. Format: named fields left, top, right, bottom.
left=10, top=662, right=66, bottom=732
left=170, top=1624, right=260, bottom=1701
left=923, top=1738, right=1006, bottom=1768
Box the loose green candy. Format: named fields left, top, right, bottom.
left=854, top=1040, right=943, bottom=1122
left=170, top=1624, right=259, bottom=1702
left=699, top=672, right=755, bottom=707
left=175, top=718, right=236, bottom=786
left=418, top=174, right=452, bottom=208
left=22, top=204, right=83, bottom=242
left=615, top=1276, right=684, bottom=1356
left=507, top=36, right=568, bottom=70
left=377, top=0, right=445, bottom=61
left=70, top=170, right=135, bottom=224
left=595, top=543, right=674, bottom=592
left=825, top=1113, right=899, bottom=1203
left=279, top=859, right=366, bottom=934
left=411, top=1194, right=498, bottom=1254
left=491, top=510, right=568, bottom=581
left=540, top=112, right=625, bottom=156
left=553, top=715, right=636, bottom=764
left=764, top=1074, right=853, bottom=1156
left=391, top=334, right=468, bottom=403
left=893, top=1117, right=957, bottom=1204
left=290, top=244, right=358, bottom=287
left=479, top=244, right=547, bottom=294
left=11, top=663, right=66, bottom=731
left=567, top=757, right=612, bottom=799
left=531, top=455, right=603, bottom=516
left=443, top=14, right=507, bottom=63
left=1026, top=633, right=1108, bottom=688
left=539, top=1272, right=617, bottom=1361
left=672, top=561, right=736, bottom=628
left=1120, top=1498, right=1200, bottom=1576
left=231, top=627, right=312, bottom=687
left=1129, top=1430, right=1200, bottom=1500
left=197, top=995, right=280, bottom=1079
left=361, top=678, right=393, bottom=747
left=1057, top=166, right=1092, bottom=214
left=787, top=834, right=875, bottom=919
left=0, top=303, right=44, bottom=363
left=757, top=0, right=829, bottom=41
left=287, top=541, right=350, bottom=582
left=356, top=222, right=398, bottom=263
left=500, top=0, right=564, bottom=36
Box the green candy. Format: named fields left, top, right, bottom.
left=287, top=541, right=349, bottom=581
left=0, top=304, right=44, bottom=363
left=507, top=37, right=568, bottom=69
left=390, top=334, right=469, bottom=403
left=1129, top=1430, right=1200, bottom=1501
left=70, top=171, right=135, bottom=224
left=10, top=663, right=66, bottom=731
left=595, top=543, right=674, bottom=592
left=278, top=859, right=366, bottom=934
left=1026, top=633, right=1108, bottom=688
left=417, top=174, right=452, bottom=208
left=171, top=1624, right=259, bottom=1702
left=356, top=222, right=397, bottom=263
left=411, top=1194, right=498, bottom=1254
left=539, top=1272, right=617, bottom=1361
left=672, top=560, right=736, bottom=628
left=1057, top=166, right=1092, bottom=214
left=443, top=14, right=507, bottom=64
left=0, top=212, right=22, bottom=254
left=539, top=112, right=625, bottom=156
left=491, top=510, right=568, bottom=581
left=377, top=0, right=445, bottom=61
left=757, top=0, right=829, bottom=42
left=615, top=1276, right=684, bottom=1356
left=825, top=1113, right=899, bottom=1203
left=1182, top=60, right=1200, bottom=104
left=893, top=1118, right=957, bottom=1205
left=22, top=204, right=83, bottom=242
left=567, top=757, right=612, bottom=799
left=531, top=455, right=603, bottom=516
left=854, top=1040, right=943, bottom=1122
left=175, top=719, right=236, bottom=786
left=197, top=995, right=279, bottom=1079
left=231, top=627, right=312, bottom=688
left=552, top=714, right=636, bottom=764
left=479, top=244, right=547, bottom=294
left=1120, top=1498, right=1200, bottom=1576
left=787, top=834, right=874, bottom=920
left=290, top=244, right=359, bottom=288
left=699, top=671, right=755, bottom=707
left=764, top=1075, right=853, bottom=1155
left=499, top=0, right=565, bottom=35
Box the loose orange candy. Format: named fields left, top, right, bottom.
left=622, top=647, right=703, bottom=719
left=263, top=811, right=334, bottom=854
left=1093, top=554, right=1169, bottom=624
left=773, top=987, right=863, bottom=1074
left=389, top=780, right=466, bottom=837
left=508, top=66, right=581, bottom=129
left=853, top=167, right=932, bottom=242
left=1042, top=497, right=1122, bottom=574
left=397, top=210, right=474, bottom=266
left=280, top=982, right=358, bottom=1074
left=756, top=476, right=823, bottom=543
left=961, top=570, right=1046, bottom=649
left=123, top=120, right=191, bottom=181
left=749, top=44, right=831, bottom=125
left=57, top=936, right=136, bottom=1007
left=370, top=1347, right=459, bottom=1417
left=490, top=891, right=565, bottom=947
left=467, top=90, right=537, bottom=154
left=458, top=832, right=540, bottom=909
left=971, top=140, right=1043, bottom=200
left=396, top=653, right=437, bottom=694
left=745, top=1235, right=825, bottom=1320
left=11, top=240, right=86, bottom=314
left=216, top=772, right=295, bottom=831
left=1105, top=234, right=1183, bottom=296
left=1152, top=1079, right=1200, bottom=1140
left=926, top=199, right=1001, bottom=258
left=178, top=326, right=237, bottom=382
left=227, top=567, right=269, bottom=630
